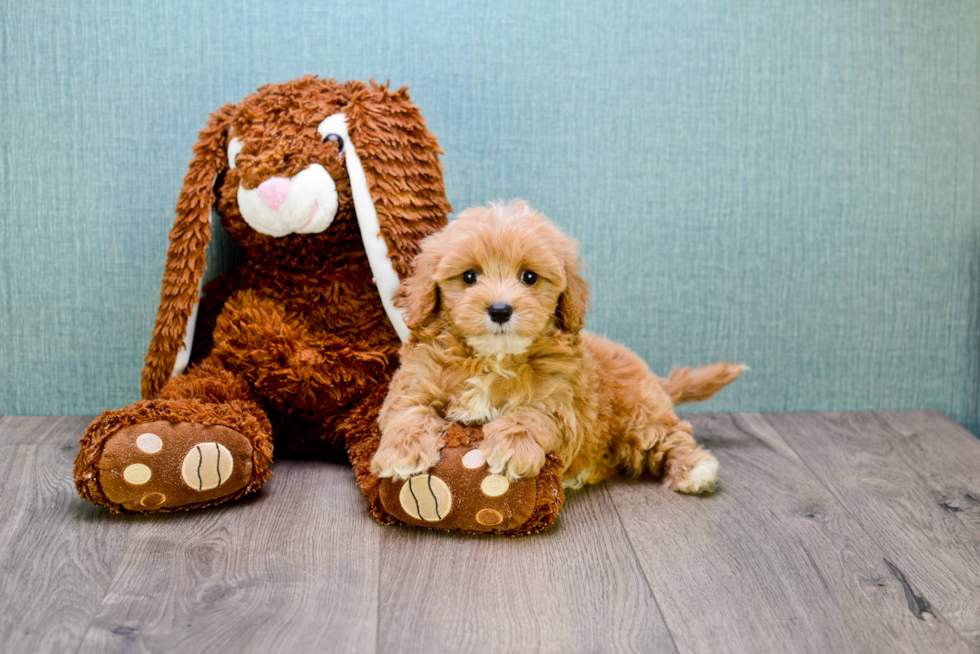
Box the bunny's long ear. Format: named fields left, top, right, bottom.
left=325, top=81, right=450, bottom=342
left=141, top=104, right=236, bottom=398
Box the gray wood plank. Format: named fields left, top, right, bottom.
left=0, top=416, right=135, bottom=654
left=878, top=411, right=980, bottom=533
left=378, top=482, right=676, bottom=654
left=4, top=411, right=975, bottom=654
left=766, top=410, right=980, bottom=650
left=0, top=414, right=92, bottom=446
left=77, top=461, right=380, bottom=654
left=607, top=412, right=972, bottom=654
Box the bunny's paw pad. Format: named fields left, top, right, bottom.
left=98, top=421, right=254, bottom=511
left=380, top=445, right=538, bottom=532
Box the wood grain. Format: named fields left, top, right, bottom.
left=0, top=416, right=135, bottom=654
left=765, top=411, right=980, bottom=650
left=2, top=411, right=978, bottom=653
left=607, top=412, right=972, bottom=654
left=377, top=482, right=676, bottom=654
left=0, top=414, right=87, bottom=447
left=877, top=411, right=980, bottom=534
left=76, top=461, right=380, bottom=654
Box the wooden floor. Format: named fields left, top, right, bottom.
left=1, top=411, right=979, bottom=653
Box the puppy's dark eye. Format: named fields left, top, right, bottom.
left=520, top=270, right=538, bottom=285
left=462, top=270, right=478, bottom=286
left=323, top=133, right=344, bottom=153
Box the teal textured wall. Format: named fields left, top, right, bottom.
left=1, top=1, right=979, bottom=433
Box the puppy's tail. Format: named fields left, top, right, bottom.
left=661, top=362, right=745, bottom=405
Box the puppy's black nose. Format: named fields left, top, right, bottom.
left=488, top=303, right=513, bottom=324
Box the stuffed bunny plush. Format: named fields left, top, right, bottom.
left=74, top=77, right=451, bottom=513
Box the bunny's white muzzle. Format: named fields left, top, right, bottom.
left=236, top=164, right=339, bottom=237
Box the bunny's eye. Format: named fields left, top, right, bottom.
left=322, top=133, right=344, bottom=153
left=227, top=137, right=243, bottom=170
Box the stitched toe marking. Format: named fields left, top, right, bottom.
left=140, top=492, right=166, bottom=508
left=399, top=474, right=452, bottom=522
left=123, top=464, right=152, bottom=485
left=476, top=508, right=503, bottom=526
left=181, top=443, right=234, bottom=491
left=481, top=474, right=509, bottom=497
left=461, top=449, right=486, bottom=469
left=135, top=433, right=163, bottom=453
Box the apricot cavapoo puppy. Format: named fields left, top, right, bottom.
left=371, top=200, right=741, bottom=493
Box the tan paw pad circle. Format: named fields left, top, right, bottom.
left=140, top=492, right=166, bottom=508
left=135, top=432, right=163, bottom=454
left=399, top=474, right=452, bottom=522
left=123, top=463, right=152, bottom=485
left=475, top=508, right=503, bottom=526
left=182, top=443, right=234, bottom=491
left=480, top=474, right=509, bottom=497
left=461, top=449, right=486, bottom=469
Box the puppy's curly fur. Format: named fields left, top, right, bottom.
left=372, top=200, right=741, bottom=493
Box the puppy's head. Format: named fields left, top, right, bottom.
left=399, top=200, right=590, bottom=356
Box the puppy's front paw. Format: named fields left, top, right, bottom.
left=372, top=413, right=449, bottom=481
left=672, top=456, right=719, bottom=494
left=480, top=436, right=548, bottom=481
left=371, top=438, right=441, bottom=481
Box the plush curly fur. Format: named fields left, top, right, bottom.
left=75, top=77, right=450, bottom=512
left=372, top=200, right=741, bottom=493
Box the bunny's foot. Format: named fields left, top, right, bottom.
left=374, top=424, right=566, bottom=535
left=75, top=399, right=273, bottom=513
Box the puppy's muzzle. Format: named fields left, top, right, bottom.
left=488, top=303, right=513, bottom=324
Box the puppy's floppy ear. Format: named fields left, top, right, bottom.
left=394, top=233, right=443, bottom=330
left=555, top=238, right=591, bottom=334
left=141, top=103, right=236, bottom=399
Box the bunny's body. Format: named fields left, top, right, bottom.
left=173, top=205, right=399, bottom=457
left=75, top=77, right=450, bottom=512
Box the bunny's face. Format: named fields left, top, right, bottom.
left=230, top=117, right=346, bottom=238
left=214, top=85, right=360, bottom=257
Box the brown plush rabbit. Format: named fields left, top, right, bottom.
left=74, top=77, right=451, bottom=513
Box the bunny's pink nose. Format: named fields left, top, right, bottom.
left=256, top=177, right=290, bottom=210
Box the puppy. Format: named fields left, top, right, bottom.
left=371, top=200, right=741, bottom=493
